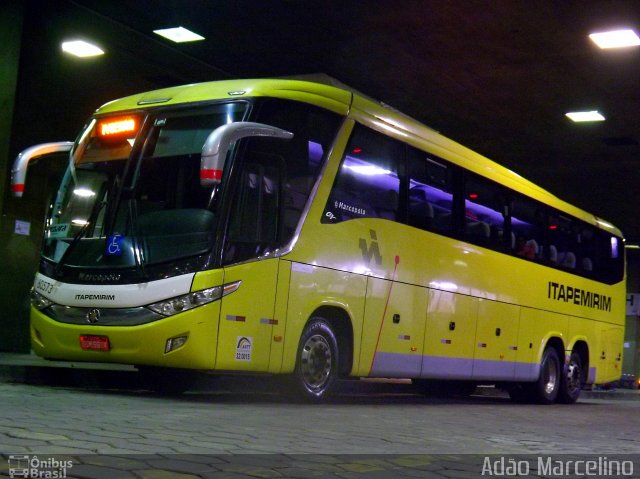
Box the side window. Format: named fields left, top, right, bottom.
left=548, top=213, right=578, bottom=269
left=224, top=99, right=342, bottom=264
left=464, top=174, right=508, bottom=250
left=224, top=155, right=283, bottom=263
left=546, top=214, right=623, bottom=284
left=323, top=124, right=402, bottom=223
left=407, top=148, right=454, bottom=235
left=596, top=231, right=624, bottom=284
left=511, top=194, right=546, bottom=261
left=596, top=232, right=624, bottom=284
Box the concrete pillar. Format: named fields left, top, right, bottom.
left=0, top=0, right=24, bottom=214
left=0, top=1, right=29, bottom=352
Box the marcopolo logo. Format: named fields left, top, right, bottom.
left=8, top=455, right=73, bottom=478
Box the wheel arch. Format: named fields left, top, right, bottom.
left=308, top=305, right=354, bottom=376
left=570, top=338, right=590, bottom=384
left=544, top=336, right=565, bottom=364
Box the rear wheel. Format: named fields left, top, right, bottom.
left=508, top=347, right=561, bottom=404
left=535, top=347, right=561, bottom=404
left=292, top=318, right=340, bottom=401
left=558, top=351, right=583, bottom=404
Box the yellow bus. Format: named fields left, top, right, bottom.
left=13, top=77, right=625, bottom=403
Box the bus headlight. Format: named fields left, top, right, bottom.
left=30, top=289, right=53, bottom=311
left=147, top=281, right=240, bottom=317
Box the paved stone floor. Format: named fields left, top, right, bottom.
left=0, top=368, right=639, bottom=478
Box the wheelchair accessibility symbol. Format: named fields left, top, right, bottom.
left=106, top=235, right=124, bottom=256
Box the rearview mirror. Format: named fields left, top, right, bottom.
left=200, top=122, right=293, bottom=187
left=11, top=142, right=74, bottom=197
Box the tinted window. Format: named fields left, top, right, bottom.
left=464, top=174, right=509, bottom=250
left=511, top=193, right=546, bottom=261
left=323, top=124, right=402, bottom=223
left=548, top=213, right=578, bottom=269
left=224, top=100, right=342, bottom=264
left=407, top=148, right=454, bottom=235
left=320, top=121, right=623, bottom=285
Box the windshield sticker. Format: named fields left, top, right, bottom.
left=105, top=235, right=125, bottom=256
left=47, top=223, right=70, bottom=238
left=235, top=336, right=252, bottom=361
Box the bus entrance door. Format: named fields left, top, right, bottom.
left=215, top=259, right=279, bottom=372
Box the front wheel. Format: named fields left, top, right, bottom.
left=292, top=318, right=340, bottom=401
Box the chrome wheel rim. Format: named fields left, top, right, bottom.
left=543, top=355, right=559, bottom=396
left=300, top=334, right=332, bottom=391
left=565, top=359, right=582, bottom=395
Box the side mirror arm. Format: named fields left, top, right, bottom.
left=200, top=122, right=293, bottom=186
left=11, top=142, right=74, bottom=197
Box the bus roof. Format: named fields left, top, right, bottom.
left=95, top=77, right=623, bottom=238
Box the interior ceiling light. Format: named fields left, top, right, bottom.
left=565, top=111, right=605, bottom=122
left=61, top=40, right=105, bottom=57
left=589, top=29, right=640, bottom=49
left=153, top=26, right=205, bottom=43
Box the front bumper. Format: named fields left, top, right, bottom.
left=30, top=302, right=221, bottom=370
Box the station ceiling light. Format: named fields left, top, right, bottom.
left=565, top=111, right=605, bottom=122
left=589, top=29, right=640, bottom=49
left=61, top=40, right=104, bottom=57
left=153, top=26, right=205, bottom=43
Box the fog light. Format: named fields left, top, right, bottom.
left=165, top=335, right=188, bottom=353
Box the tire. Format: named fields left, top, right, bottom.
left=532, top=347, right=561, bottom=404
left=139, top=366, right=197, bottom=395
left=508, top=347, right=561, bottom=404
left=557, top=351, right=583, bottom=404
left=292, top=318, right=340, bottom=402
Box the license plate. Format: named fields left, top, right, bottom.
left=79, top=335, right=110, bottom=351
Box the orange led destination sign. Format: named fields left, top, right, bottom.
left=97, top=116, right=138, bottom=138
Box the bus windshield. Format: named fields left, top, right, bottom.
left=42, top=102, right=248, bottom=273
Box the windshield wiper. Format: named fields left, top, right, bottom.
left=53, top=199, right=107, bottom=276
left=126, top=198, right=148, bottom=280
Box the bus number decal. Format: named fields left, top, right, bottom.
left=235, top=336, right=252, bottom=361
left=36, top=279, right=54, bottom=295
left=47, top=223, right=70, bottom=238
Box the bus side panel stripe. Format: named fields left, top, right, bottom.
left=370, top=352, right=421, bottom=378
left=372, top=353, right=542, bottom=382
left=421, top=355, right=474, bottom=380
